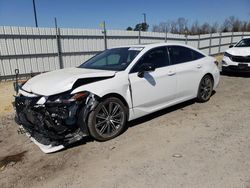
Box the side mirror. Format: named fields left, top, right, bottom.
left=137, top=63, right=155, bottom=78
left=229, top=44, right=234, bottom=48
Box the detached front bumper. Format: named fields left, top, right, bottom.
left=14, top=93, right=99, bottom=153
left=17, top=125, right=65, bottom=153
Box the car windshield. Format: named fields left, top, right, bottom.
left=79, top=47, right=142, bottom=71
left=235, top=39, right=250, bottom=47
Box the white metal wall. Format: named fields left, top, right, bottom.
left=0, top=26, right=250, bottom=79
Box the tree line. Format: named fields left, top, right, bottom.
left=152, top=16, right=250, bottom=35
left=127, top=16, right=250, bottom=35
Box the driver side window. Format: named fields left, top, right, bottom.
left=130, top=47, right=169, bottom=73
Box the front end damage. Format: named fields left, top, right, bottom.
left=14, top=90, right=100, bottom=153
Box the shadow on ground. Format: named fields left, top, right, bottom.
left=67, top=97, right=210, bottom=150
left=127, top=99, right=196, bottom=128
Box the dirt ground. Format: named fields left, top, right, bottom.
left=1, top=63, right=250, bottom=188
left=0, top=82, right=15, bottom=116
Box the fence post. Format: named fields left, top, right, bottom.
left=165, top=26, right=167, bottom=42
left=185, top=34, right=188, bottom=44
left=165, top=31, right=167, bottom=43
left=230, top=31, right=234, bottom=45
left=102, top=21, right=107, bottom=50
left=55, top=18, right=63, bottom=69
left=209, top=32, right=212, bottom=55
left=198, top=34, right=200, bottom=49
left=138, top=27, right=141, bottom=44
left=218, top=32, right=222, bottom=53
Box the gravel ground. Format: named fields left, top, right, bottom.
left=0, top=72, right=250, bottom=188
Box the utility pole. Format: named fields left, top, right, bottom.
left=55, top=17, right=63, bottom=69
left=142, top=13, right=147, bottom=24
left=32, top=0, right=38, bottom=27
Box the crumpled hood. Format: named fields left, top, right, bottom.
left=226, top=47, right=250, bottom=56
left=22, top=67, right=116, bottom=96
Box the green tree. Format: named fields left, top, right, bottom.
left=134, top=23, right=149, bottom=31
left=126, top=26, right=133, bottom=31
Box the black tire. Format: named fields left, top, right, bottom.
left=197, top=75, right=214, bottom=103
left=87, top=97, right=127, bottom=141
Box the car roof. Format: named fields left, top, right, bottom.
left=110, top=42, right=188, bottom=49
left=109, top=42, right=207, bottom=56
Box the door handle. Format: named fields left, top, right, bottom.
left=168, top=71, right=176, bottom=76
left=196, top=64, right=202, bottom=69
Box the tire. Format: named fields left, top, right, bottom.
left=87, top=97, right=127, bottom=141
left=197, top=75, right=214, bottom=103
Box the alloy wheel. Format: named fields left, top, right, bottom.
left=199, top=76, right=213, bottom=101
left=95, top=101, right=125, bottom=137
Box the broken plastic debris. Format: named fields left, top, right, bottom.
left=29, top=136, right=65, bottom=154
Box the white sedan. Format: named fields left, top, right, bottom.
left=14, top=43, right=220, bottom=153
left=222, top=37, right=250, bottom=73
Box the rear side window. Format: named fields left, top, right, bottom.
left=192, top=49, right=205, bottom=60
left=168, top=46, right=205, bottom=65
left=131, top=47, right=169, bottom=73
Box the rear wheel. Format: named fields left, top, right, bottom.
left=197, top=75, right=213, bottom=103
left=87, top=97, right=127, bottom=141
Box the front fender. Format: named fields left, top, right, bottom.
left=71, top=73, right=132, bottom=109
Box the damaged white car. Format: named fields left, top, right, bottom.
left=14, top=43, right=220, bottom=153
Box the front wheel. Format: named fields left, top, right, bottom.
left=197, top=75, right=213, bottom=103
left=87, top=97, right=127, bottom=141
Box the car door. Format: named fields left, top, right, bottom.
left=128, top=47, right=177, bottom=113
left=167, top=46, right=205, bottom=100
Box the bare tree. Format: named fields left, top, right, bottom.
left=200, top=22, right=211, bottom=34
left=233, top=19, right=242, bottom=32
left=152, top=21, right=173, bottom=33
left=152, top=25, right=161, bottom=32
left=247, top=22, right=250, bottom=31
left=221, top=21, right=230, bottom=32
left=240, top=21, right=248, bottom=31
left=151, top=16, right=249, bottom=34
left=211, top=22, right=219, bottom=33
left=170, top=20, right=178, bottom=33
left=177, top=17, right=188, bottom=34
left=190, top=21, right=200, bottom=35
left=222, top=16, right=242, bottom=32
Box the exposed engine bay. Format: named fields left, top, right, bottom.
left=12, top=68, right=116, bottom=154
left=14, top=90, right=100, bottom=153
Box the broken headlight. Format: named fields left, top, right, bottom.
left=45, top=91, right=89, bottom=126
left=46, top=91, right=89, bottom=104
